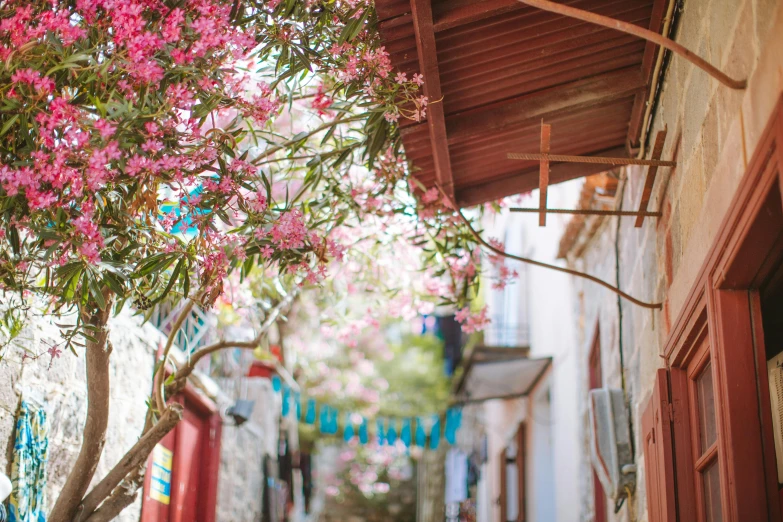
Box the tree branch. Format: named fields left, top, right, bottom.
left=78, top=405, right=183, bottom=519
left=82, top=468, right=146, bottom=522
left=166, top=286, right=300, bottom=395
left=435, top=184, right=663, bottom=310
left=153, top=297, right=198, bottom=413
left=50, top=302, right=114, bottom=522
left=253, top=115, right=365, bottom=162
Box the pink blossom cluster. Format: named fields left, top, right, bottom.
left=455, top=306, right=491, bottom=334
left=487, top=238, right=519, bottom=290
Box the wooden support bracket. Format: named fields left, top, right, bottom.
left=635, top=127, right=668, bottom=227
left=510, top=121, right=675, bottom=226
left=539, top=122, right=551, bottom=226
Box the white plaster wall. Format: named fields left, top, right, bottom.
left=479, top=180, right=582, bottom=522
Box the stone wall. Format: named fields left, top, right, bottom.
left=214, top=376, right=281, bottom=522
left=0, top=310, right=279, bottom=522
left=563, top=0, right=783, bottom=520
left=0, top=311, right=159, bottom=522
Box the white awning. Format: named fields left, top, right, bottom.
left=453, top=347, right=551, bottom=404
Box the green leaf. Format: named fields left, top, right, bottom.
left=0, top=114, right=20, bottom=138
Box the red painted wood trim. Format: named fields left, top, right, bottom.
left=202, top=413, right=222, bottom=522
left=708, top=289, right=769, bottom=521
left=499, top=448, right=508, bottom=522
left=749, top=292, right=783, bottom=522
left=669, top=367, right=697, bottom=522
left=641, top=369, right=677, bottom=522
left=410, top=0, right=455, bottom=199
left=516, top=424, right=526, bottom=522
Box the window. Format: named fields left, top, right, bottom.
left=687, top=341, right=723, bottom=522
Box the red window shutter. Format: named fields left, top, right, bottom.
left=642, top=369, right=677, bottom=522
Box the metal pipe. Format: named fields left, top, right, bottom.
left=510, top=207, right=661, bottom=217
left=516, top=0, right=746, bottom=90
left=507, top=152, right=676, bottom=167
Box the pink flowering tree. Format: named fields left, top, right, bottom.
left=0, top=0, right=439, bottom=520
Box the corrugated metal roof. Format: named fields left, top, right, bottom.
left=376, top=0, right=666, bottom=207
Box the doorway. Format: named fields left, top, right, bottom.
left=141, top=388, right=222, bottom=522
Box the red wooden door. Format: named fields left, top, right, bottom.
left=141, top=388, right=222, bottom=522
left=171, top=408, right=206, bottom=522
left=142, top=429, right=176, bottom=522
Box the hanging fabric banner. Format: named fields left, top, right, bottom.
left=429, top=416, right=441, bottom=450
left=271, top=375, right=282, bottom=393
left=400, top=418, right=412, bottom=448
left=281, top=386, right=291, bottom=418
left=386, top=419, right=397, bottom=446
left=376, top=419, right=385, bottom=446
left=359, top=418, right=369, bottom=444
left=343, top=413, right=355, bottom=442
left=328, top=407, right=339, bottom=435
left=445, top=408, right=462, bottom=445
left=415, top=418, right=426, bottom=448
left=319, top=405, right=329, bottom=434
left=304, top=399, right=316, bottom=425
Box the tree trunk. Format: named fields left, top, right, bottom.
left=417, top=445, right=447, bottom=522
left=79, top=404, right=183, bottom=518
left=49, top=304, right=113, bottom=522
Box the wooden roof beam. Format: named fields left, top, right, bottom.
left=444, top=67, right=646, bottom=144
left=410, top=0, right=455, bottom=199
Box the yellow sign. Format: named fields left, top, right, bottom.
left=150, top=444, right=173, bottom=505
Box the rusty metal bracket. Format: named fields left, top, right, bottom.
left=516, top=0, right=747, bottom=90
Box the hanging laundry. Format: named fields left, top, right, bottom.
left=271, top=375, right=282, bottom=393
left=445, top=449, right=469, bottom=504
left=295, top=392, right=301, bottom=420
left=9, top=401, right=48, bottom=522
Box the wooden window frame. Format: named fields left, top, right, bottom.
left=659, top=94, right=783, bottom=521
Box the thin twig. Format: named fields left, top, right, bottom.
left=153, top=296, right=198, bottom=413
left=435, top=184, right=663, bottom=310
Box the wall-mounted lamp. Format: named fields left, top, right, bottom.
left=226, top=400, right=255, bottom=426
